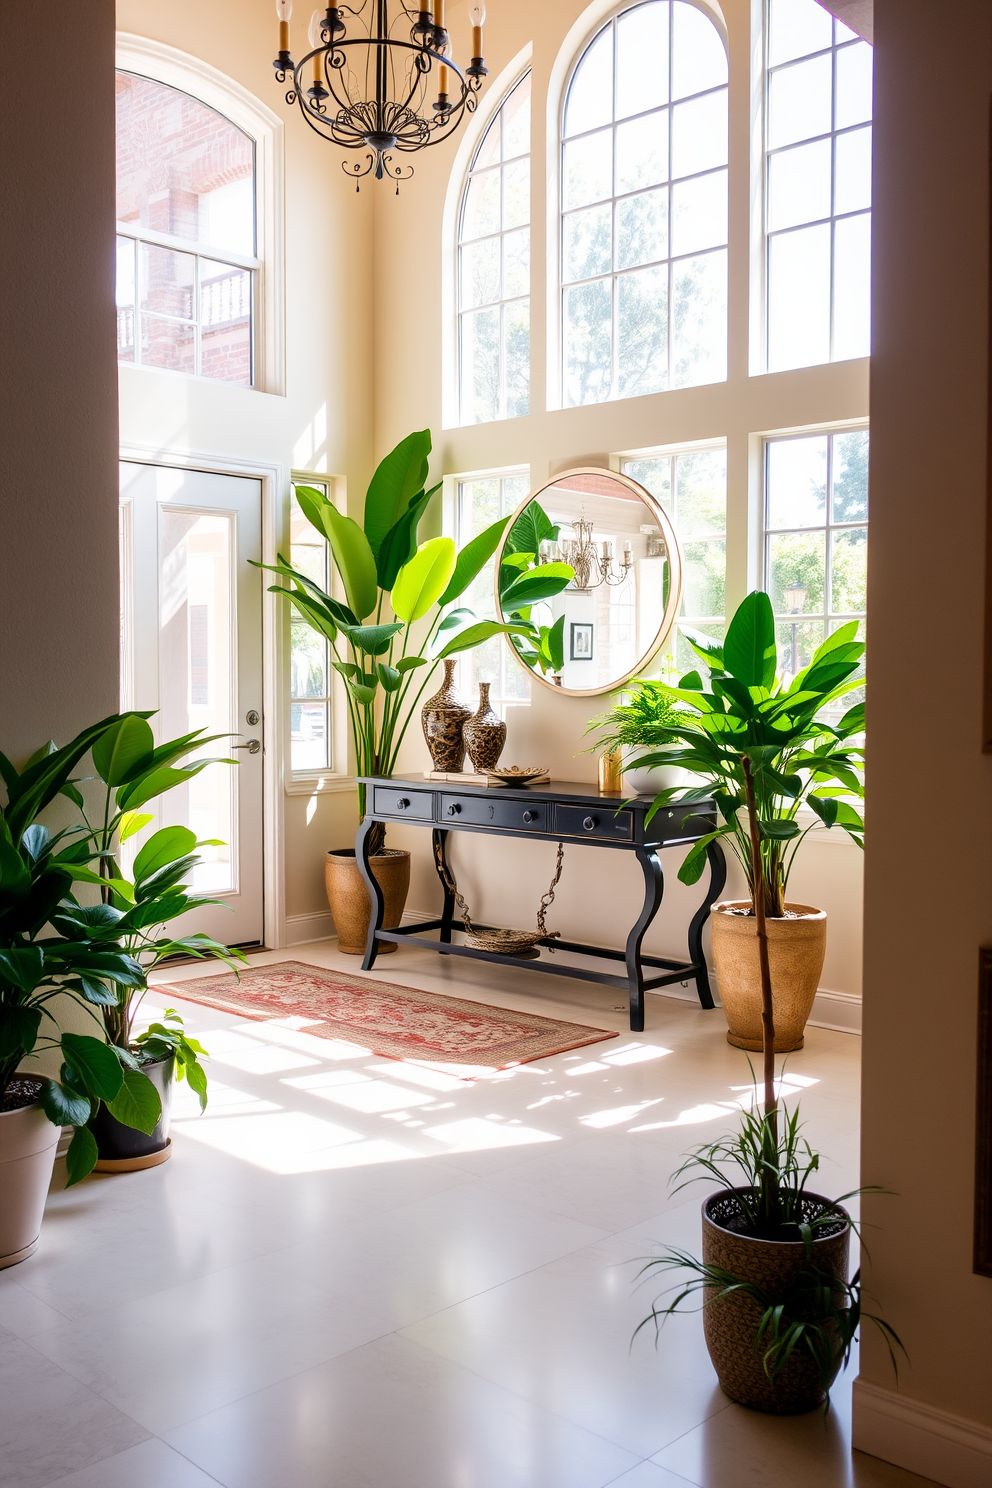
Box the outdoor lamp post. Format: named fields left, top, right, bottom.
left=784, top=582, right=807, bottom=674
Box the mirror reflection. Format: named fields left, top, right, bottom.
left=495, top=469, right=682, bottom=696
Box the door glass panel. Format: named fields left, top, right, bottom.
left=159, top=508, right=236, bottom=893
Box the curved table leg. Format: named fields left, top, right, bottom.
left=625, top=846, right=665, bottom=1033
left=686, top=841, right=728, bottom=1010
left=357, top=815, right=385, bottom=971
left=432, top=828, right=456, bottom=946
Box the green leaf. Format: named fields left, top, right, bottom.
left=118, top=810, right=154, bottom=842
left=64, top=1125, right=98, bottom=1187
left=348, top=681, right=378, bottom=705
left=500, top=564, right=574, bottom=610
left=806, top=794, right=839, bottom=827
left=286, top=589, right=339, bottom=643
left=0, top=1003, right=42, bottom=1059
left=91, top=715, right=155, bottom=786
left=104, top=1067, right=162, bottom=1135
left=332, top=660, right=359, bottom=679
left=362, top=430, right=432, bottom=556
left=184, top=1057, right=209, bottom=1112
left=506, top=500, right=558, bottom=556
left=117, top=759, right=231, bottom=812
left=340, top=622, right=404, bottom=655
left=60, top=1033, right=124, bottom=1102
left=437, top=515, right=512, bottom=607
left=391, top=537, right=457, bottom=623
left=0, top=837, right=31, bottom=904
left=676, top=831, right=725, bottom=885
left=436, top=621, right=530, bottom=660
left=437, top=607, right=475, bottom=633
left=759, top=819, right=801, bottom=840
left=133, top=826, right=197, bottom=885
left=0, top=946, right=45, bottom=991
left=377, top=664, right=402, bottom=692
left=297, top=487, right=378, bottom=620
left=499, top=550, right=533, bottom=572
left=678, top=670, right=704, bottom=691
left=39, top=1077, right=91, bottom=1128
left=20, top=824, right=50, bottom=862
left=396, top=655, right=429, bottom=674
left=375, top=482, right=440, bottom=590
left=723, top=591, right=777, bottom=689
left=546, top=614, right=566, bottom=672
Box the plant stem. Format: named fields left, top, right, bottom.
left=742, top=754, right=779, bottom=1229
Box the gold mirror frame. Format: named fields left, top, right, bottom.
left=493, top=467, right=683, bottom=699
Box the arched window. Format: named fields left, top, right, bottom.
left=457, top=72, right=531, bottom=425
left=115, top=71, right=258, bottom=386
left=560, top=1, right=728, bottom=408
left=763, top=0, right=872, bottom=370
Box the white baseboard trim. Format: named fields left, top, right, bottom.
left=284, top=911, right=335, bottom=945
left=807, top=986, right=862, bottom=1034
left=853, top=1379, right=992, bottom=1488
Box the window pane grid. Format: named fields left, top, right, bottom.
left=764, top=6, right=871, bottom=371
left=457, top=73, right=531, bottom=425
left=561, top=1, right=728, bottom=408
left=290, top=484, right=332, bottom=774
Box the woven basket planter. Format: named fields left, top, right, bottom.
left=701, top=1188, right=851, bottom=1414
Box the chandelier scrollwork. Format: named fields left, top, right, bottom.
left=539, top=519, right=635, bottom=593
left=272, top=1, right=488, bottom=189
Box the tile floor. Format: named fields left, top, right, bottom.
left=1, top=943, right=933, bottom=1488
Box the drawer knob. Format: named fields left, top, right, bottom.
left=583, top=815, right=597, bottom=831
left=397, top=797, right=410, bottom=809
left=522, top=809, right=536, bottom=823
left=448, top=803, right=461, bottom=816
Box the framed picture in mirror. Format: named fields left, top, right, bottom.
left=493, top=467, right=683, bottom=697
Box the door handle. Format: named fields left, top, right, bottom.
left=233, top=739, right=261, bottom=754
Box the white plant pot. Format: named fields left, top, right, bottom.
left=622, top=748, right=689, bottom=797
left=0, top=1094, right=60, bottom=1268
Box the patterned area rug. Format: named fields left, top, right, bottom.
left=160, top=961, right=618, bottom=1068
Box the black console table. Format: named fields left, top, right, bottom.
left=355, top=775, right=726, bottom=1032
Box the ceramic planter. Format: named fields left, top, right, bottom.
left=91, top=1053, right=175, bottom=1172
left=701, top=1187, right=850, bottom=1413
left=711, top=900, right=827, bottom=1052
left=0, top=1081, right=60, bottom=1268
left=622, top=747, right=689, bottom=796
left=463, top=683, right=506, bottom=772
left=421, top=660, right=472, bottom=772
left=325, top=847, right=411, bottom=955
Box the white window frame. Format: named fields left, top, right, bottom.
left=116, top=33, right=285, bottom=395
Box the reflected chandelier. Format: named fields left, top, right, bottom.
left=272, top=1, right=488, bottom=189
left=540, top=519, right=634, bottom=593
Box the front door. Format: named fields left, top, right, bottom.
left=119, top=461, right=264, bottom=947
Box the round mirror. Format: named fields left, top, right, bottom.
left=494, top=468, right=682, bottom=697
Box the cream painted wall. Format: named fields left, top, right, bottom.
left=115, top=0, right=373, bottom=940
left=853, top=0, right=992, bottom=1467
left=372, top=0, right=867, bottom=1010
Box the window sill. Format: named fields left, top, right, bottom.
left=285, top=774, right=357, bottom=797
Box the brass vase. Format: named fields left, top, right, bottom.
left=421, top=659, right=472, bottom=772
left=463, top=683, right=507, bottom=771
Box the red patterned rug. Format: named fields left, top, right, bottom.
left=159, top=961, right=618, bottom=1068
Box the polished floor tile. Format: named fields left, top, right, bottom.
left=2, top=943, right=934, bottom=1488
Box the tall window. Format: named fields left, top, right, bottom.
left=289, top=484, right=332, bottom=773
left=623, top=447, right=726, bottom=670
left=115, top=72, right=257, bottom=385
left=560, top=1, right=728, bottom=408
left=458, top=73, right=531, bottom=425
left=454, top=471, right=532, bottom=707
left=763, top=429, right=868, bottom=691
left=763, top=0, right=872, bottom=371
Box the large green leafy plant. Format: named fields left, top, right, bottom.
left=497, top=499, right=575, bottom=679
left=0, top=718, right=161, bottom=1184
left=261, top=431, right=539, bottom=851
left=586, top=680, right=687, bottom=754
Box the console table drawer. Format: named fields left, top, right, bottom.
left=553, top=804, right=633, bottom=841
left=440, top=794, right=547, bottom=831
left=372, top=787, right=433, bottom=820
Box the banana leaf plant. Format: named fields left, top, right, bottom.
left=629, top=590, right=865, bottom=1181
left=497, top=499, right=574, bottom=679
left=0, top=716, right=164, bottom=1185
left=258, top=430, right=537, bottom=853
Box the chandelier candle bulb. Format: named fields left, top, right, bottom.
left=308, top=10, right=323, bottom=84
left=276, top=0, right=292, bottom=59
left=469, top=0, right=485, bottom=57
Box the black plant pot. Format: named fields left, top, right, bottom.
left=91, top=1053, right=175, bottom=1171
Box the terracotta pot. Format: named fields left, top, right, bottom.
left=421, top=659, right=472, bottom=772
left=91, top=1053, right=175, bottom=1172
left=463, top=683, right=506, bottom=771
left=701, top=1188, right=850, bottom=1413
left=325, top=847, right=411, bottom=955
left=711, top=900, right=826, bottom=1052
left=0, top=1080, right=60, bottom=1269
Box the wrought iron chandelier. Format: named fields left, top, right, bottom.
left=273, top=1, right=488, bottom=189
left=539, top=519, right=634, bottom=593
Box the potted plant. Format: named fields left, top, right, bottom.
left=633, top=591, right=865, bottom=1051
left=496, top=498, right=575, bottom=684
left=53, top=713, right=244, bottom=1169
left=586, top=680, right=691, bottom=794
left=260, top=431, right=555, bottom=953
left=0, top=717, right=165, bottom=1264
